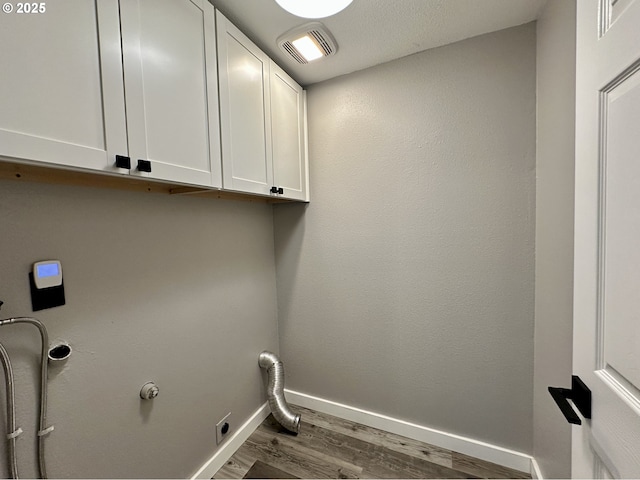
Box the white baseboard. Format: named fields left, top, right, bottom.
left=530, top=457, right=543, bottom=479
left=285, top=389, right=534, bottom=475
left=191, top=402, right=270, bottom=479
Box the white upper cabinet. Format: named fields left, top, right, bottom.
left=216, top=11, right=273, bottom=196
left=120, top=0, right=221, bottom=187
left=270, top=61, right=307, bottom=201
left=216, top=11, right=308, bottom=201
left=0, top=0, right=221, bottom=188
left=0, top=0, right=127, bottom=171
left=1, top=3, right=306, bottom=199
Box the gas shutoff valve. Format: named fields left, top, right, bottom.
left=140, top=382, right=159, bottom=400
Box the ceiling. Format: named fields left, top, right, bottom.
left=208, top=0, right=548, bottom=87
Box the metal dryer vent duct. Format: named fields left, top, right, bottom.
left=258, top=351, right=300, bottom=434
left=277, top=22, right=338, bottom=64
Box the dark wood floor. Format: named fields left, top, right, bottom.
left=213, top=405, right=531, bottom=479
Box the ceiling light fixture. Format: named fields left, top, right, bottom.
left=291, top=35, right=324, bottom=62
left=275, top=0, right=353, bottom=19
left=277, top=23, right=338, bottom=64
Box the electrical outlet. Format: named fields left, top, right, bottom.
left=216, top=412, right=231, bottom=445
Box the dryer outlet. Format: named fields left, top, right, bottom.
left=216, top=412, right=231, bottom=445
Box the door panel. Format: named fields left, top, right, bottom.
left=602, top=0, right=639, bottom=35
left=574, top=0, right=640, bottom=477
left=0, top=0, right=127, bottom=171
left=120, top=0, right=221, bottom=187
left=271, top=62, right=307, bottom=201
left=225, top=38, right=269, bottom=183
left=217, top=11, right=273, bottom=195
left=601, top=66, right=640, bottom=391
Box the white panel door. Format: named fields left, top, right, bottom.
left=0, top=0, right=127, bottom=172
left=120, top=0, right=221, bottom=188
left=270, top=61, right=308, bottom=201
left=573, top=0, right=640, bottom=477
left=216, top=11, right=273, bottom=196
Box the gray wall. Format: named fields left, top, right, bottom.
left=533, top=1, right=576, bottom=477
left=0, top=180, right=278, bottom=478
left=274, top=24, right=536, bottom=453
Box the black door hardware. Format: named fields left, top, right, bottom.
left=115, top=155, right=131, bottom=169
left=270, top=186, right=284, bottom=194
left=548, top=375, right=592, bottom=425
left=278, top=187, right=284, bottom=194
left=137, top=160, right=152, bottom=173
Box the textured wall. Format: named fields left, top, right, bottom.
left=533, top=1, right=576, bottom=477
left=0, top=180, right=278, bottom=478
left=274, top=24, right=536, bottom=453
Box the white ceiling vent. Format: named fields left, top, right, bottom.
left=277, top=22, right=338, bottom=64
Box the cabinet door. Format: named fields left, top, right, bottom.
left=0, top=0, right=127, bottom=172
left=270, top=62, right=308, bottom=201
left=216, top=11, right=273, bottom=196
left=120, top=0, right=221, bottom=187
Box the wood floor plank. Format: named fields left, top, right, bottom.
left=259, top=416, right=471, bottom=479
left=291, top=405, right=453, bottom=468
left=213, top=407, right=531, bottom=480
left=243, top=460, right=298, bottom=479
left=451, top=452, right=531, bottom=479
left=244, top=428, right=363, bottom=479
left=212, top=445, right=256, bottom=479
